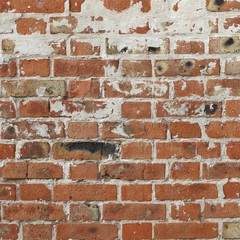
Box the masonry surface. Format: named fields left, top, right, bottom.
left=1, top=0, right=240, bottom=239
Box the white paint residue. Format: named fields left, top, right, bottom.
left=111, top=124, right=129, bottom=138
left=163, top=102, right=188, bottom=115
left=31, top=124, right=50, bottom=138
left=36, top=87, right=47, bottom=96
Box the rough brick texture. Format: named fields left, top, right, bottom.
left=0, top=0, right=239, bottom=239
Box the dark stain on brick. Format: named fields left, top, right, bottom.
left=215, top=0, right=224, bottom=6
left=224, top=37, right=234, bottom=46
left=147, top=47, right=160, bottom=53
left=63, top=142, right=117, bottom=157
left=204, top=104, right=218, bottom=115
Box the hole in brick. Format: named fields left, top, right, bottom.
left=204, top=104, right=218, bottom=115
left=224, top=37, right=234, bottom=46
left=185, top=61, right=194, bottom=68
left=148, top=47, right=160, bottom=53
left=215, top=0, right=224, bottom=6
left=120, top=47, right=128, bottom=53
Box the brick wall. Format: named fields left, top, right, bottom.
left=0, top=0, right=240, bottom=239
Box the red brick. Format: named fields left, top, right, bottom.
left=155, top=59, right=220, bottom=76
left=205, top=203, right=240, bottom=218
left=102, top=121, right=166, bottom=139
left=170, top=162, right=200, bottom=180
left=16, top=18, right=47, bottom=35
left=0, top=224, right=18, bottom=240
left=3, top=203, right=66, bottom=221
left=19, top=184, right=51, bottom=201
left=155, top=183, right=218, bottom=200
left=0, top=61, right=16, bottom=77
left=53, top=142, right=117, bottom=160
left=20, top=142, right=50, bottom=159
left=224, top=17, right=240, bottom=32
left=157, top=142, right=220, bottom=159
left=0, top=184, right=16, bottom=200
left=174, top=80, right=204, bottom=97
left=71, top=39, right=100, bottom=55
left=68, top=122, right=98, bottom=139
left=54, top=59, right=119, bottom=77
left=207, top=79, right=240, bottom=96
left=19, top=100, right=49, bottom=117
left=69, top=80, right=100, bottom=98
left=122, top=102, right=151, bottom=118
left=0, top=143, right=15, bottom=160
left=170, top=122, right=201, bottom=138
left=28, top=162, right=63, bottom=179
left=23, top=224, right=52, bottom=240
left=50, top=17, right=77, bottom=34
left=70, top=0, right=85, bottom=12
left=56, top=223, right=118, bottom=240
left=171, top=203, right=201, bottom=221
left=122, top=223, right=152, bottom=240
left=156, top=100, right=222, bottom=117
left=2, top=162, right=62, bottom=179
left=226, top=100, right=240, bottom=117
left=224, top=182, right=240, bottom=199
left=121, top=184, right=152, bottom=201
left=0, top=0, right=64, bottom=13
left=154, top=223, right=218, bottom=239
left=174, top=40, right=205, bottom=54
left=206, top=121, right=240, bottom=138
left=122, top=60, right=152, bottom=77
left=1, top=121, right=65, bottom=139
left=53, top=184, right=117, bottom=201
left=0, top=100, right=16, bottom=118
left=70, top=163, right=98, bottom=180
left=226, top=142, right=240, bottom=159
left=101, top=163, right=165, bottom=180
left=203, top=163, right=240, bottom=179
left=2, top=162, right=28, bottom=179
left=50, top=39, right=66, bottom=55
left=104, top=80, right=169, bottom=98
left=70, top=204, right=99, bottom=221
left=103, top=203, right=166, bottom=220
left=121, top=142, right=152, bottom=160
left=20, top=59, right=50, bottom=77
left=103, top=0, right=151, bottom=13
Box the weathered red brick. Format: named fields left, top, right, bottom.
left=19, top=184, right=51, bottom=201
left=53, top=184, right=117, bottom=201
left=56, top=223, right=118, bottom=240
left=3, top=203, right=66, bottom=221
left=16, top=18, right=47, bottom=35
left=22, top=224, right=52, bottom=240
left=155, top=183, right=218, bottom=200
left=0, top=0, right=64, bottom=13
left=103, top=203, right=166, bottom=220
left=155, top=223, right=218, bottom=239
left=20, top=59, right=50, bottom=77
